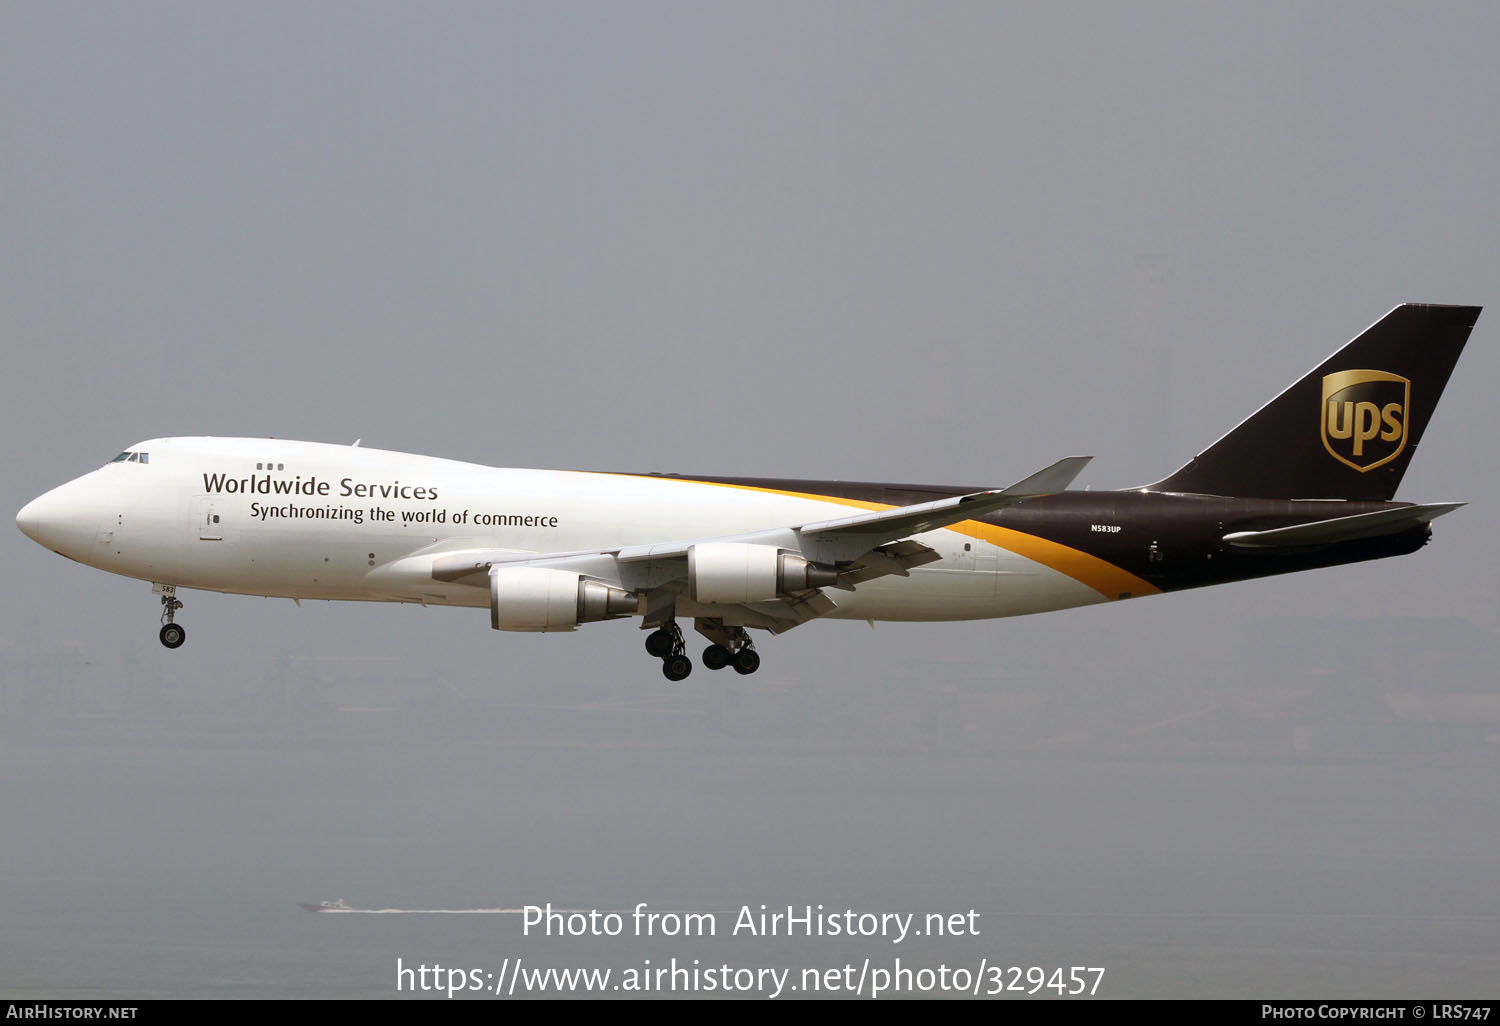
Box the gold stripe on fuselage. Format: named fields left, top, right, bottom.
left=631, top=477, right=1160, bottom=601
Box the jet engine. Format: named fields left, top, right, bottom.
left=687, top=542, right=838, bottom=603
left=489, top=567, right=639, bottom=631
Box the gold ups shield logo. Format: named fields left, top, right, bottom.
left=1321, top=369, right=1410, bottom=472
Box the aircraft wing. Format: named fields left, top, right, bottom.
left=796, top=456, right=1091, bottom=542
left=420, top=456, right=1090, bottom=630
left=1222, top=501, right=1465, bottom=549
left=614, top=455, right=1091, bottom=564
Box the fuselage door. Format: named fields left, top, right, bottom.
left=952, top=536, right=1000, bottom=594
left=194, top=496, right=223, bottom=541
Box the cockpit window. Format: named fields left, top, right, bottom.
left=111, top=452, right=131, bottom=462
left=110, top=451, right=149, bottom=465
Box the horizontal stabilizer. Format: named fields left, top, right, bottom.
left=1222, top=502, right=1465, bottom=549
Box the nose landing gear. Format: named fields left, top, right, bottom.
left=157, top=585, right=186, bottom=649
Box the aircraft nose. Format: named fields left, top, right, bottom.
left=16, top=481, right=98, bottom=554
left=16, top=494, right=46, bottom=543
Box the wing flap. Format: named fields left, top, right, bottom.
left=747, top=588, right=839, bottom=625
left=835, top=540, right=942, bottom=588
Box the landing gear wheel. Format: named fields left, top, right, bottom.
left=648, top=620, right=689, bottom=679
left=157, top=585, right=186, bottom=649
left=732, top=647, right=760, bottom=675
left=159, top=623, right=187, bottom=649
left=702, top=644, right=731, bottom=671
left=645, top=629, right=674, bottom=658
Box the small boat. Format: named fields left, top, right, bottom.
left=298, top=898, right=351, bottom=912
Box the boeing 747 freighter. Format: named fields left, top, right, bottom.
left=16, top=304, right=1479, bottom=679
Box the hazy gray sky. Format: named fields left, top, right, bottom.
left=2, top=1, right=1497, bottom=999
left=5, top=1, right=1497, bottom=669
left=6, top=2, right=1498, bottom=655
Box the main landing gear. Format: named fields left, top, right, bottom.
left=645, top=621, right=692, bottom=681
left=157, top=585, right=186, bottom=649
left=696, top=630, right=756, bottom=678
left=645, top=619, right=763, bottom=682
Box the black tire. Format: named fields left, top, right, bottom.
left=732, top=648, right=760, bottom=675
left=159, top=623, right=187, bottom=649
left=645, top=629, right=674, bottom=658
left=662, top=654, right=693, bottom=682
left=701, top=644, right=731, bottom=671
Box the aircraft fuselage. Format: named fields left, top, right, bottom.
left=18, top=436, right=1422, bottom=622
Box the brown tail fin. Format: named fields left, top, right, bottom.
left=1150, top=304, right=1479, bottom=500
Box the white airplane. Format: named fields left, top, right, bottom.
left=16, top=304, right=1479, bottom=680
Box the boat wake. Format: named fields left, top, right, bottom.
left=298, top=903, right=632, bottom=915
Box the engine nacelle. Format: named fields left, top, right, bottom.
left=687, top=543, right=838, bottom=603
left=489, top=567, right=639, bottom=632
